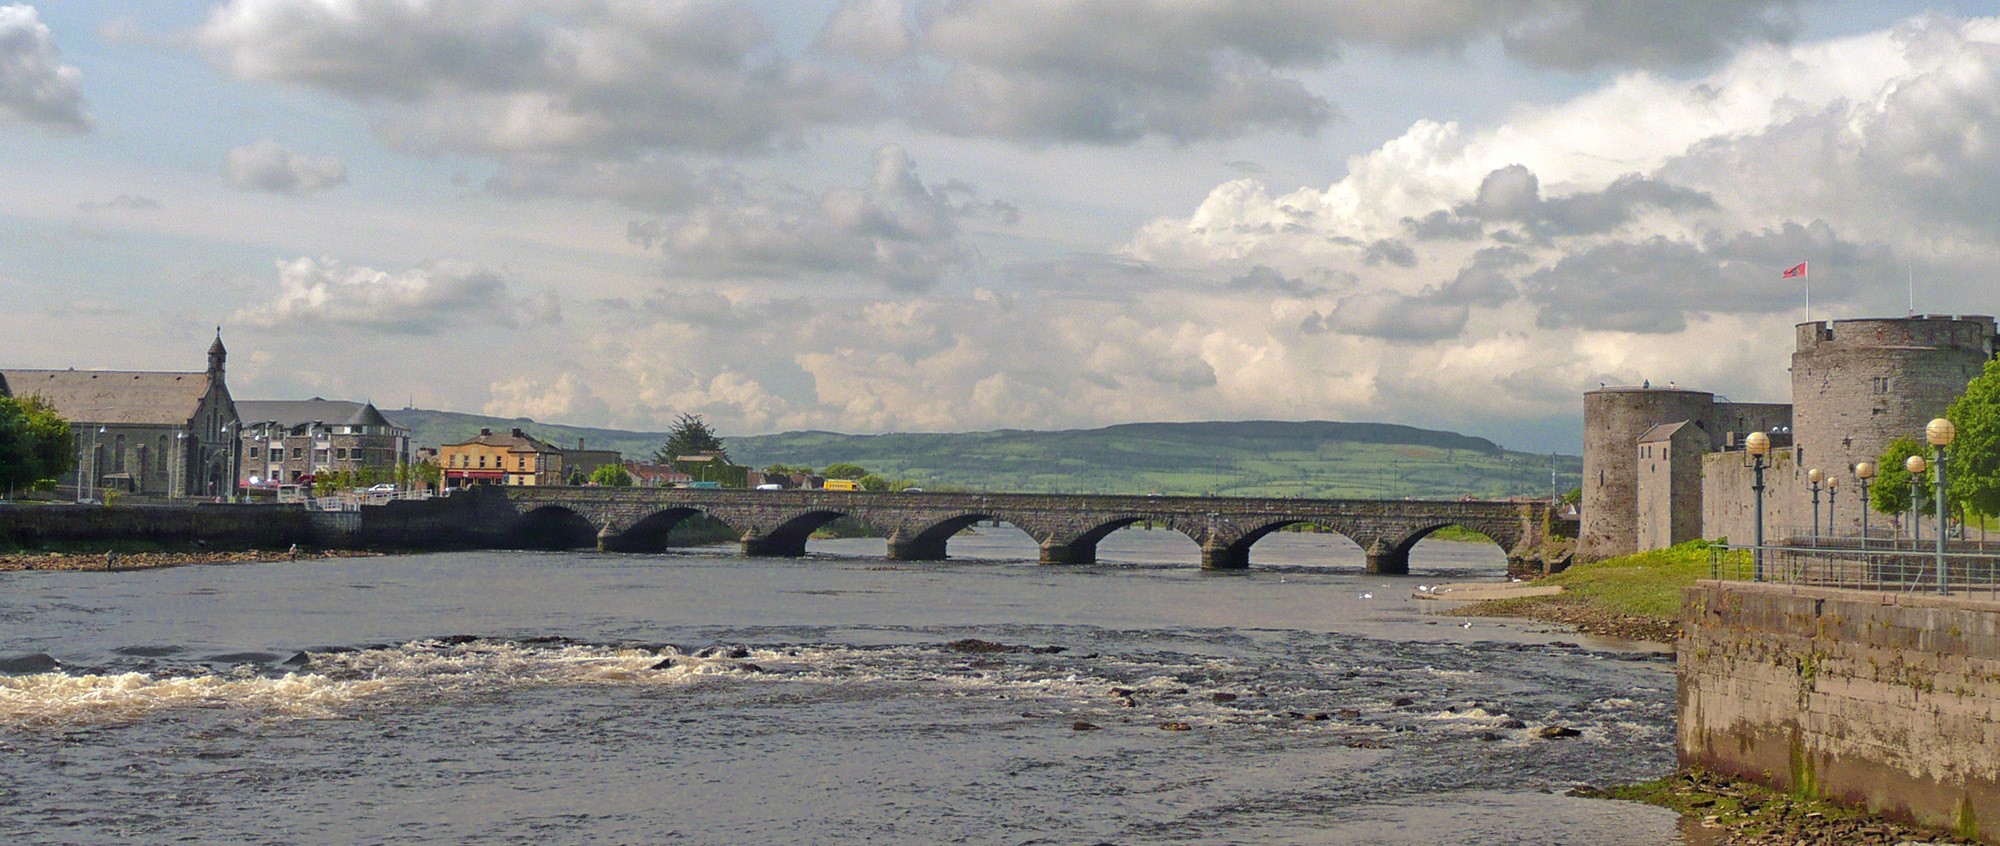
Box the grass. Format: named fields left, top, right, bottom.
left=1450, top=540, right=1748, bottom=641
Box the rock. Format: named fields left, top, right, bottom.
left=1498, top=718, right=1528, bottom=729
left=281, top=651, right=312, bottom=667
left=648, top=658, right=675, bottom=670
left=1071, top=721, right=1100, bottom=731
left=1109, top=687, right=1136, bottom=698
left=1158, top=721, right=1192, bottom=732
left=1306, top=712, right=1331, bottom=722
left=1476, top=731, right=1505, bottom=742
left=1211, top=692, right=1238, bottom=703
left=1536, top=726, right=1582, bottom=738
left=737, top=662, right=763, bottom=673
left=1342, top=739, right=1387, bottom=749
left=1336, top=708, right=1362, bottom=719
left=0, top=653, right=59, bottom=674
left=1392, top=696, right=1416, bottom=707
left=945, top=638, right=1013, bottom=654
left=725, top=646, right=750, bottom=659
left=1551, top=641, right=1580, bottom=648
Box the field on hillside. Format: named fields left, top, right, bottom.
left=386, top=410, right=1579, bottom=499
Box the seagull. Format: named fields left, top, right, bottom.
left=1360, top=592, right=1374, bottom=599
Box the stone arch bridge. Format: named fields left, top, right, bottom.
left=377, top=487, right=1573, bottom=575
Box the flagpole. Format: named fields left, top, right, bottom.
left=1804, top=266, right=1810, bottom=325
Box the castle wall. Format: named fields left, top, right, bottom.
left=1790, top=316, right=1997, bottom=536
left=1638, top=424, right=1709, bottom=551
left=1702, top=446, right=1802, bottom=546
left=1581, top=387, right=1719, bottom=562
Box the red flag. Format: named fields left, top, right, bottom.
left=1782, top=261, right=1808, bottom=278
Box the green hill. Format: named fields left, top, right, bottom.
left=387, top=409, right=1578, bottom=499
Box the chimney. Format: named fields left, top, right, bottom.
left=479, top=428, right=492, bottom=436
left=578, top=438, right=586, bottom=450
left=511, top=428, right=525, bottom=438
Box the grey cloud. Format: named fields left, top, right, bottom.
left=225, top=141, right=348, bottom=196
left=77, top=195, right=162, bottom=212
left=1403, top=209, right=1483, bottom=241
left=1501, top=0, right=1803, bottom=72
left=1324, top=291, right=1470, bottom=342
left=200, top=0, right=879, bottom=156
left=1143, top=356, right=1218, bottom=389
left=1445, top=165, right=1716, bottom=241
left=1364, top=238, right=1417, bottom=268
left=0, top=5, right=88, bottom=131
left=815, top=0, right=914, bottom=63
left=1443, top=248, right=1527, bottom=308
left=633, top=145, right=975, bottom=290
left=1228, top=266, right=1322, bottom=297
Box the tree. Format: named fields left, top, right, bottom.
left=1871, top=437, right=1936, bottom=519
left=858, top=473, right=890, bottom=491
left=0, top=395, right=73, bottom=495
left=652, top=413, right=726, bottom=463
left=591, top=463, right=633, bottom=487
left=823, top=463, right=867, bottom=480
left=1947, top=358, right=2000, bottom=518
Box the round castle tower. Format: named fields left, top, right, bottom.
left=1580, top=385, right=1718, bottom=562
left=1791, top=315, right=1997, bottom=536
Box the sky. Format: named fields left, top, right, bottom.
left=3, top=1, right=1999, bottom=453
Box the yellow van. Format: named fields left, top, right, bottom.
left=822, top=479, right=862, bottom=491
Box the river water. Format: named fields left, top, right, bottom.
left=0, top=528, right=1691, bottom=845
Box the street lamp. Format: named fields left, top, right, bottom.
left=1827, top=475, right=1839, bottom=537
left=1746, top=431, right=1771, bottom=580
left=1906, top=454, right=1927, bottom=544
left=1808, top=468, right=1824, bottom=539
left=1855, top=461, right=1876, bottom=548
left=1929, top=417, right=1956, bottom=595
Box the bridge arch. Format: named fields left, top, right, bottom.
left=741, top=509, right=863, bottom=558
left=602, top=506, right=712, bottom=553
left=509, top=505, right=602, bottom=550
left=1367, top=520, right=1523, bottom=575
left=1203, top=518, right=1371, bottom=570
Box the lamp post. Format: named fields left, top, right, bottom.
left=1906, top=454, right=1927, bottom=544
left=1808, top=468, right=1824, bottom=540
left=1929, top=418, right=1956, bottom=595
left=1855, top=461, right=1876, bottom=549
left=1746, top=431, right=1771, bottom=580
left=1827, top=475, right=1839, bottom=537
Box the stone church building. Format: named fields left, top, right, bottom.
left=0, top=335, right=241, bottom=499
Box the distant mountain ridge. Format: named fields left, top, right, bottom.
left=383, top=408, right=1576, bottom=499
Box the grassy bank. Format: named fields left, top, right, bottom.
left=1587, top=769, right=1978, bottom=845
left=1447, top=540, right=1745, bottom=642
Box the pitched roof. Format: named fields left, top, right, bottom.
left=447, top=427, right=563, bottom=453
left=0, top=369, right=216, bottom=426
left=236, top=398, right=408, bottom=432
left=1638, top=421, right=1692, bottom=443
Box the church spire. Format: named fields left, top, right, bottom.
left=207, top=327, right=226, bottom=375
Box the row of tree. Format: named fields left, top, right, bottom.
left=1868, top=358, right=2000, bottom=523
left=0, top=395, right=71, bottom=496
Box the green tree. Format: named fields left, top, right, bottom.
left=858, top=473, right=890, bottom=491
left=0, top=395, right=73, bottom=495
left=652, top=413, right=726, bottom=464
left=823, top=463, right=867, bottom=480
left=1871, top=437, right=1937, bottom=519
left=1947, top=358, right=2000, bottom=519
left=591, top=463, right=633, bottom=487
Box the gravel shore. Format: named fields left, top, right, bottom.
left=1443, top=594, right=1681, bottom=643
left=0, top=549, right=382, bottom=572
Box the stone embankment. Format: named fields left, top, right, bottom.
left=0, top=549, right=380, bottom=572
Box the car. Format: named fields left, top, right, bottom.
left=755, top=483, right=783, bottom=490
left=367, top=484, right=397, bottom=493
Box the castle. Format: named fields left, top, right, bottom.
left=1580, top=315, right=1999, bottom=562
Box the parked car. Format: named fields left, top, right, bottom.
left=754, top=483, right=783, bottom=490
left=367, top=483, right=397, bottom=493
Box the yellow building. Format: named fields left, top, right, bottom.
left=440, top=427, right=565, bottom=487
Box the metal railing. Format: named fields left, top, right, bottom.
left=1711, top=539, right=2000, bottom=600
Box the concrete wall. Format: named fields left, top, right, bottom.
left=1701, top=446, right=1804, bottom=545
left=1790, top=316, right=1996, bottom=536
left=1681, top=581, right=2000, bottom=842
left=0, top=503, right=315, bottom=548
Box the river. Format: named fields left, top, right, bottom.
left=0, top=527, right=1691, bottom=845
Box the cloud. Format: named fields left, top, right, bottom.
left=485, top=372, right=608, bottom=423
left=484, top=155, right=716, bottom=211
left=199, top=0, right=877, bottom=156
left=231, top=256, right=533, bottom=334
left=0, top=4, right=88, bottom=131
left=76, top=194, right=162, bottom=212
left=225, top=140, right=349, bottom=196
left=628, top=144, right=987, bottom=289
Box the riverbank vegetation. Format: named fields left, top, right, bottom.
left=1587, top=769, right=1979, bottom=845
left=1448, top=540, right=1743, bottom=642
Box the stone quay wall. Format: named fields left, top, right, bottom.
left=1680, top=581, right=2000, bottom=842
left=0, top=503, right=316, bottom=549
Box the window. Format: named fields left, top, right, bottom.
left=336, top=448, right=347, bottom=460
left=315, top=449, right=329, bottom=463
left=478, top=455, right=487, bottom=468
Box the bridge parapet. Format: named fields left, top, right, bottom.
left=443, top=487, right=1567, bottom=575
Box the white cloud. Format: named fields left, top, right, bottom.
left=231, top=256, right=517, bottom=333
left=628, top=144, right=985, bottom=289
left=225, top=140, right=349, bottom=196
left=485, top=372, right=609, bottom=423
left=0, top=4, right=87, bottom=131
